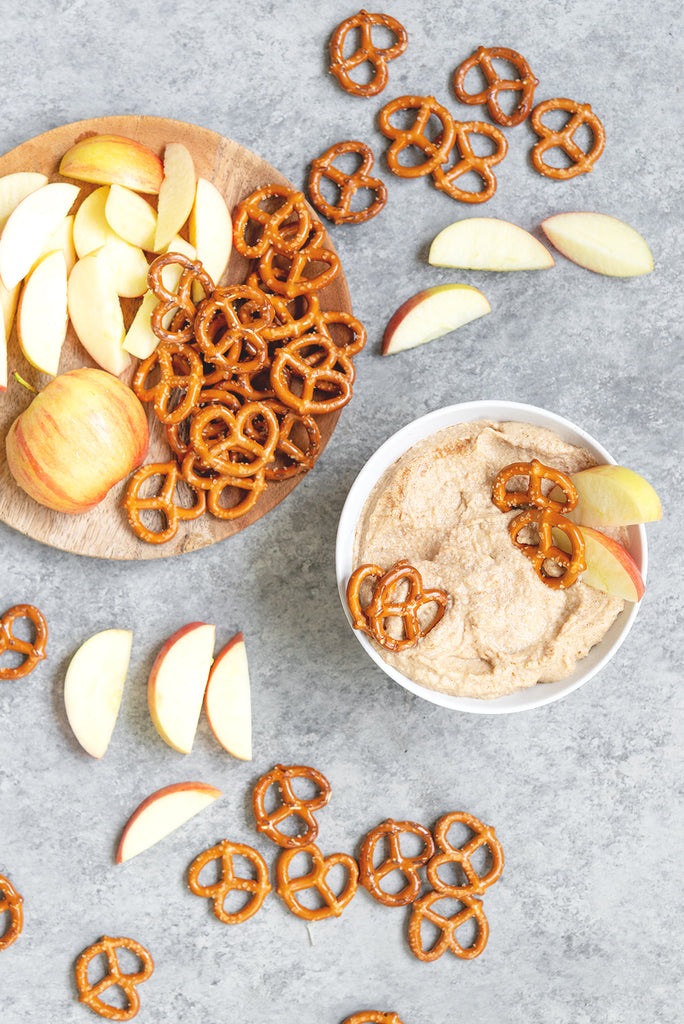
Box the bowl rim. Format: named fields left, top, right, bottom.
left=335, top=400, right=648, bottom=714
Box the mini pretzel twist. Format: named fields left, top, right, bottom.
left=426, top=812, right=504, bottom=898
left=252, top=764, right=332, bottom=848
left=431, top=121, right=508, bottom=203
left=270, top=334, right=355, bottom=416
left=509, top=508, right=586, bottom=589
left=342, top=1015, right=406, bottom=1024
left=0, top=874, right=24, bottom=950
left=188, top=403, right=280, bottom=478
left=453, top=46, right=539, bottom=127
left=0, top=604, right=48, bottom=680
left=379, top=95, right=457, bottom=178
left=329, top=10, right=408, bottom=97
left=408, top=890, right=490, bottom=961
left=359, top=819, right=435, bottom=907
left=275, top=842, right=359, bottom=921
left=132, top=343, right=204, bottom=425
left=346, top=560, right=449, bottom=652
left=492, top=459, right=578, bottom=513
left=309, top=140, right=388, bottom=224
left=245, top=399, right=322, bottom=480
left=74, top=935, right=154, bottom=1021
left=257, top=233, right=341, bottom=298
left=233, top=184, right=312, bottom=258
left=122, top=462, right=206, bottom=545
left=187, top=839, right=272, bottom=924
left=530, top=97, right=605, bottom=179
left=147, top=252, right=215, bottom=344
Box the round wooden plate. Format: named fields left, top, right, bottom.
left=0, top=115, right=353, bottom=560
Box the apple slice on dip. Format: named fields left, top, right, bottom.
left=551, top=465, right=662, bottom=528
left=116, top=781, right=222, bottom=863
left=382, top=284, right=490, bottom=355
left=540, top=212, right=653, bottom=277
left=554, top=524, right=645, bottom=602
left=148, top=622, right=216, bottom=753
left=204, top=632, right=252, bottom=760
left=429, top=217, right=554, bottom=271
left=64, top=629, right=133, bottom=759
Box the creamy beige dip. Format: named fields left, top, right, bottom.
left=353, top=420, right=625, bottom=699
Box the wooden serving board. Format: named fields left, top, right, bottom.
left=0, top=115, right=352, bottom=560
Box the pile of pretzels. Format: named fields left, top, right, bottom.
left=122, top=183, right=366, bottom=544
left=305, top=11, right=605, bottom=225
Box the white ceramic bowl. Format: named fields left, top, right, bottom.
left=335, top=401, right=647, bottom=713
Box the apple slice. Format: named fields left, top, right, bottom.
left=17, top=250, right=68, bottom=376
left=116, top=781, right=222, bottom=864
left=189, top=178, right=232, bottom=285
left=0, top=171, right=49, bottom=232
left=73, top=187, right=149, bottom=298
left=429, top=217, right=555, bottom=271
left=555, top=524, right=645, bottom=602
left=153, top=142, right=196, bottom=252
left=67, top=249, right=130, bottom=375
left=382, top=284, right=490, bottom=355
left=105, top=184, right=157, bottom=250
left=64, top=629, right=133, bottom=759
left=0, top=305, right=7, bottom=391
left=540, top=212, right=653, bottom=277
left=0, top=182, right=80, bottom=290
left=204, top=632, right=252, bottom=760
left=123, top=237, right=196, bottom=360
left=42, top=214, right=76, bottom=275
left=59, top=134, right=163, bottom=194
left=148, top=622, right=216, bottom=754
left=552, top=465, right=662, bottom=528
left=0, top=278, right=20, bottom=390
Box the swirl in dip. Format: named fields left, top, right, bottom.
left=352, top=420, right=625, bottom=699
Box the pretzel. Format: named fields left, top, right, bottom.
left=0, top=604, right=48, bottom=680
left=408, top=891, right=489, bottom=961
left=75, top=935, right=154, bottom=1020
left=329, top=10, right=408, bottom=97
left=509, top=508, right=586, bottom=589
left=492, top=459, right=578, bottom=513
left=189, top=403, right=280, bottom=477
left=257, top=233, right=341, bottom=298
left=431, top=121, right=507, bottom=203
left=453, top=46, right=539, bottom=127
left=245, top=400, right=321, bottom=480
left=187, top=839, right=272, bottom=924
left=147, top=251, right=215, bottom=344
left=270, top=334, right=355, bottom=416
left=426, top=812, right=504, bottom=898
left=359, top=819, right=435, bottom=907
left=252, top=764, right=332, bottom=848
left=205, top=469, right=268, bottom=520
left=313, top=308, right=367, bottom=357
left=379, top=95, right=457, bottom=178
left=132, top=343, right=204, bottom=425
left=309, top=141, right=388, bottom=224
left=0, top=874, right=23, bottom=950
left=530, top=97, right=605, bottom=179
left=342, top=1015, right=405, bottom=1024
left=122, top=461, right=206, bottom=544
left=346, top=560, right=449, bottom=652
left=243, top=280, right=321, bottom=342
left=275, top=843, right=359, bottom=921
left=233, top=184, right=312, bottom=258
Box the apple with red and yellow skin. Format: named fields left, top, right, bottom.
left=5, top=367, right=148, bottom=513
left=59, top=134, right=163, bottom=195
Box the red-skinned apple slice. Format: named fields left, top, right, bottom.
left=59, top=134, right=163, bottom=194
left=552, top=464, right=662, bottom=528
left=429, top=217, right=554, bottom=270
left=0, top=182, right=80, bottom=290
left=382, top=284, right=490, bottom=355
left=64, top=629, right=133, bottom=759
left=540, top=212, right=653, bottom=277
left=204, top=632, right=252, bottom=760
left=148, top=622, right=216, bottom=753
left=555, top=524, right=645, bottom=602
left=116, top=781, right=222, bottom=864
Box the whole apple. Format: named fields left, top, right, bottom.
left=6, top=367, right=149, bottom=513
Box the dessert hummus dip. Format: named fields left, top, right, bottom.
left=352, top=420, right=625, bottom=699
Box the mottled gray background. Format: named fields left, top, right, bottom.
left=0, top=1, right=682, bottom=1021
